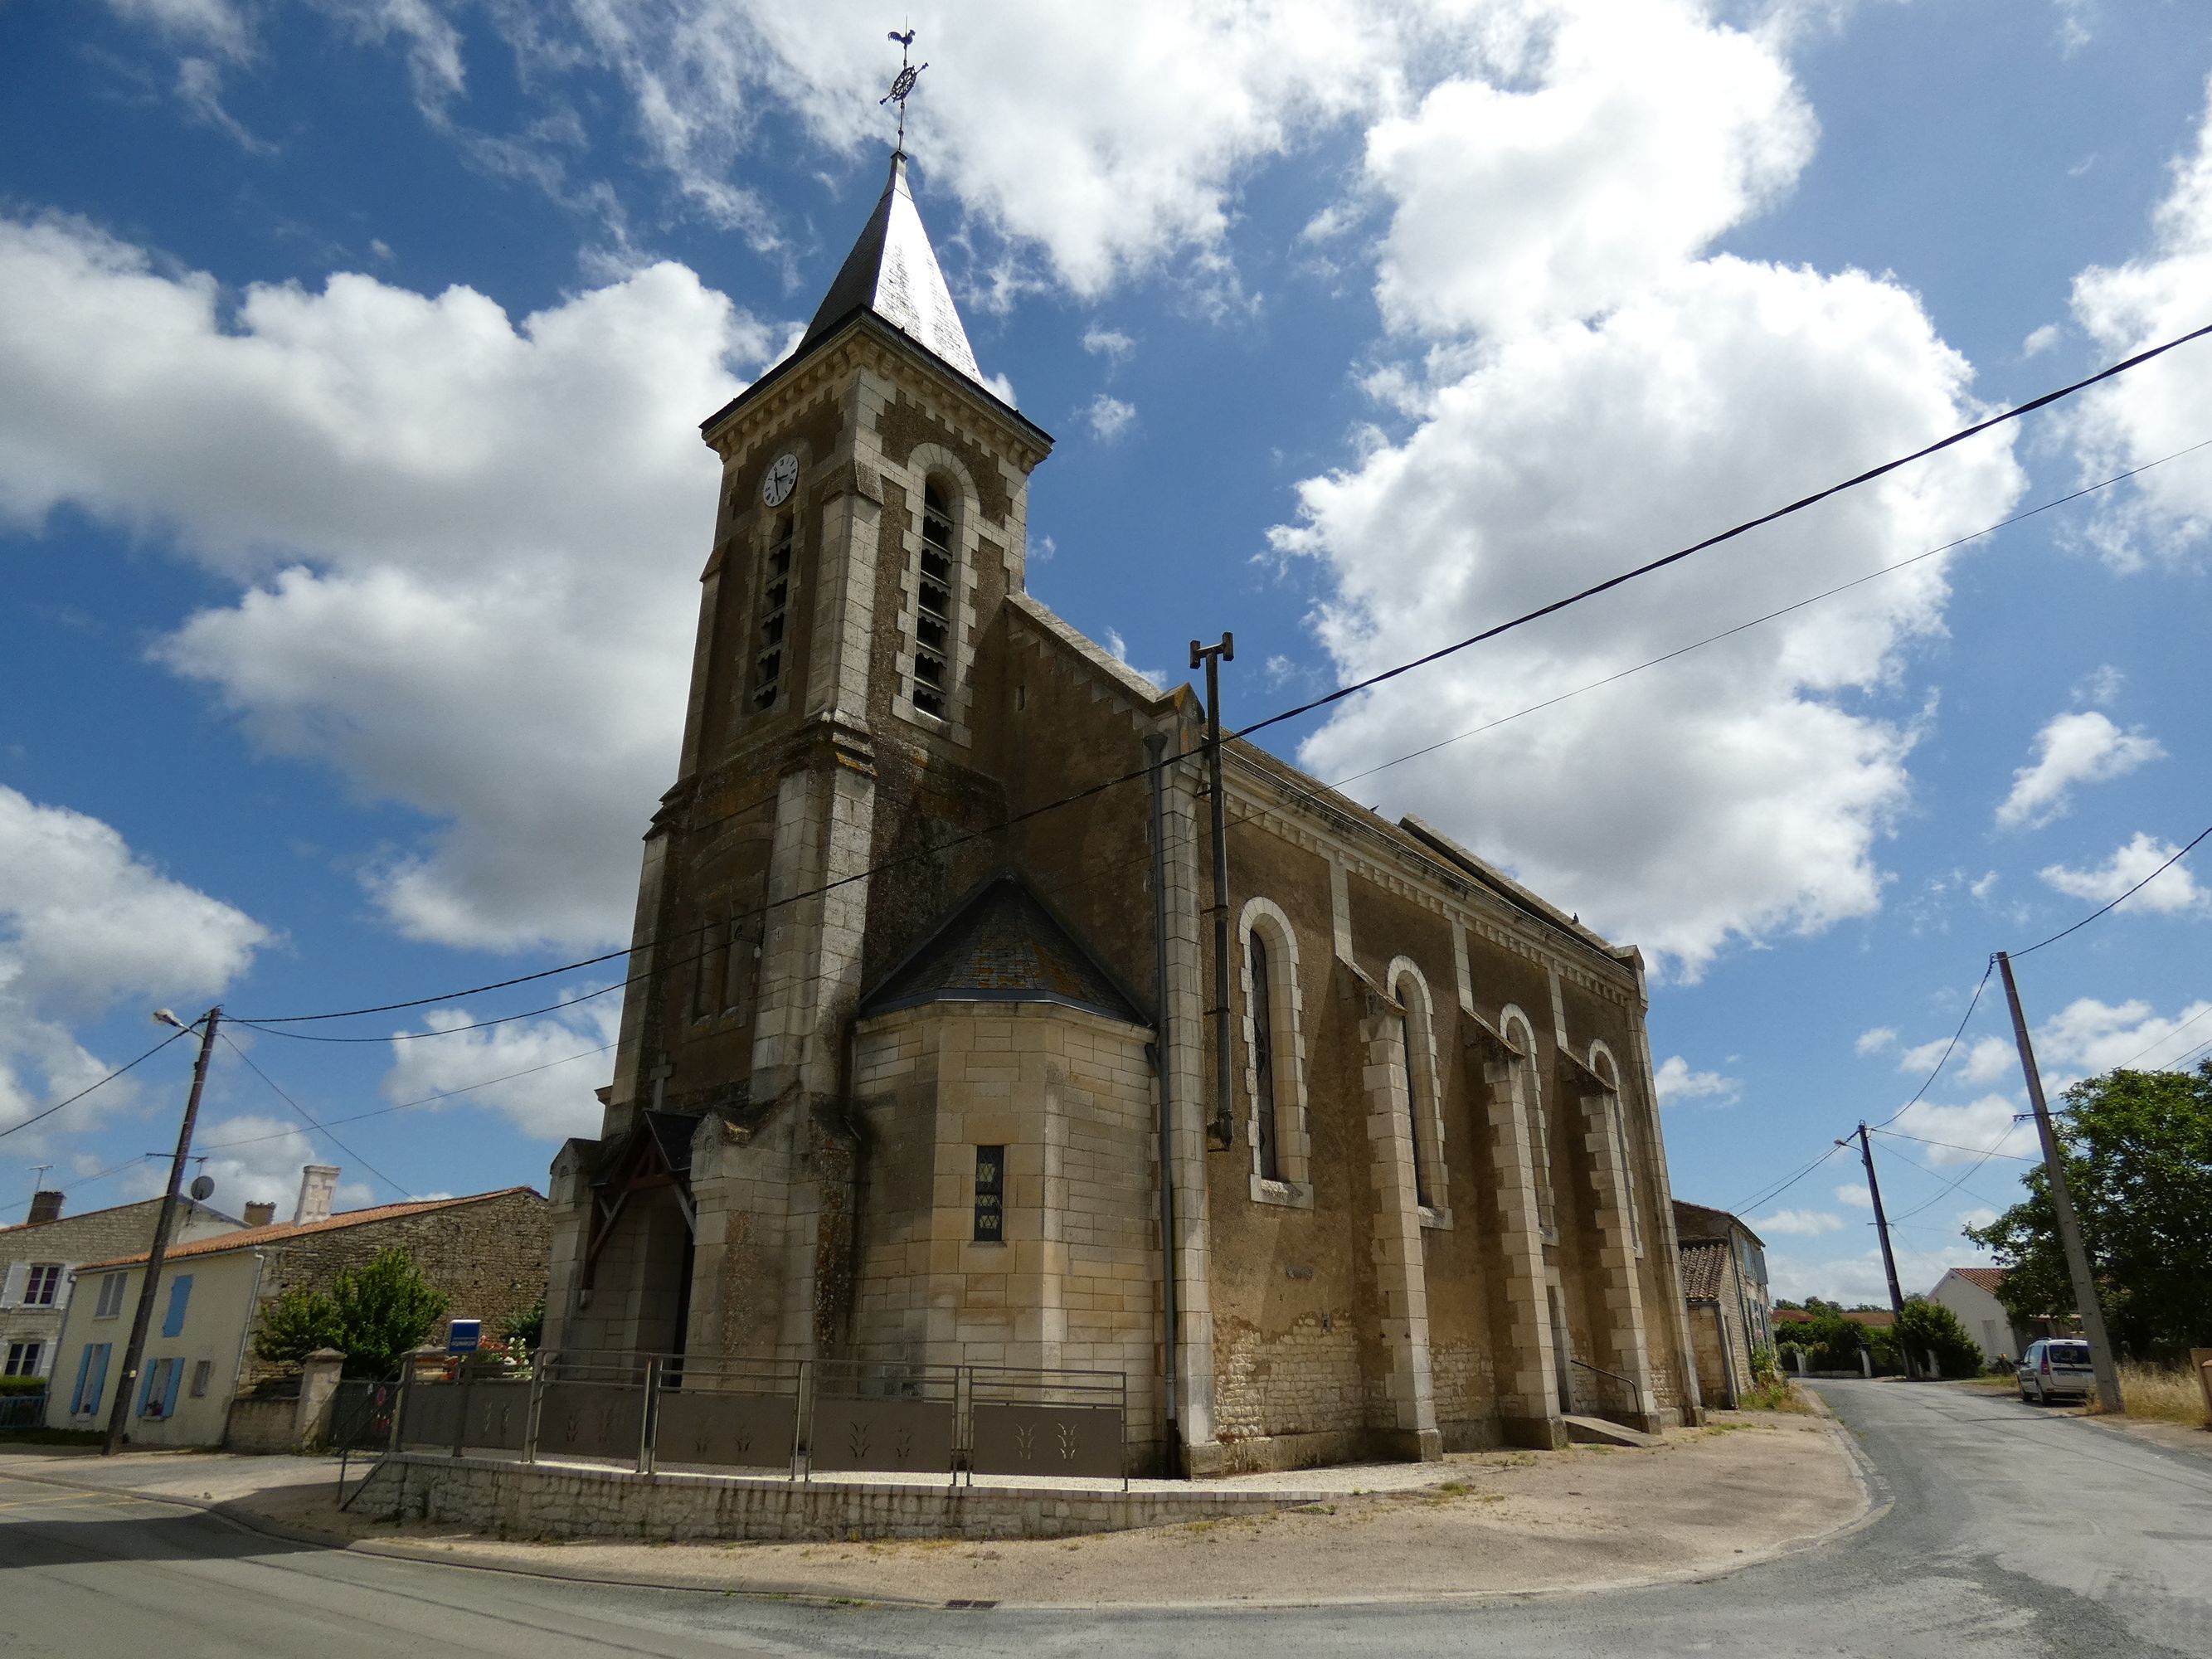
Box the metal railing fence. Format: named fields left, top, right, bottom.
left=389, top=1351, right=1130, bottom=1489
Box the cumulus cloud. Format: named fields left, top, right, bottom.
left=1082, top=325, right=1134, bottom=363
left=1835, top=1181, right=1872, bottom=1209
left=1894, top=1034, right=2015, bottom=1087
left=1752, top=1207, right=1843, bottom=1237
left=2067, top=73, right=2212, bottom=568
left=1855, top=1025, right=1898, bottom=1056
left=130, top=1112, right=376, bottom=1213
left=1084, top=393, right=1137, bottom=443
left=1364, top=1, right=1815, bottom=338
left=1768, top=1231, right=1996, bottom=1305
left=1279, top=255, right=2021, bottom=975
left=1653, top=1054, right=1740, bottom=1108
left=2033, top=994, right=2212, bottom=1083
left=0, top=214, right=775, bottom=952
left=0, top=786, right=268, bottom=1137
left=1888, top=1094, right=2029, bottom=1165
left=2039, top=832, right=2208, bottom=917
left=378, top=1000, right=620, bottom=1143
left=1994, top=709, right=2162, bottom=830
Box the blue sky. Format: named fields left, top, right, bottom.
left=2, top=0, right=2207, bottom=1304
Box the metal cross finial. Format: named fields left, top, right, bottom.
left=882, top=28, right=928, bottom=155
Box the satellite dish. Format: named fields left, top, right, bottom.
left=189, top=1175, right=215, bottom=1202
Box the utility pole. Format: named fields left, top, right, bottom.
left=1851, top=1122, right=1913, bottom=1376
left=1189, top=633, right=1235, bottom=1151
left=104, top=1007, right=220, bottom=1455
left=1996, top=951, right=2123, bottom=1413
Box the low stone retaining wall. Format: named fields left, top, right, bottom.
left=360, top=1452, right=1315, bottom=1542
left=223, top=1397, right=300, bottom=1454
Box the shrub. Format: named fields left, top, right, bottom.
left=252, top=1247, right=450, bottom=1379
left=1897, top=1298, right=1983, bottom=1379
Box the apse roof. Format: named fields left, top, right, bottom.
left=861, top=874, right=1144, bottom=1026
left=799, top=151, right=982, bottom=387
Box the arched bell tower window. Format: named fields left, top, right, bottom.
left=910, top=479, right=956, bottom=718
left=751, top=513, right=794, bottom=712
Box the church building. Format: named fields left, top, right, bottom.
left=543, top=146, right=1705, bottom=1476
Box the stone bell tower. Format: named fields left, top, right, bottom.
left=548, top=144, right=1053, bottom=1367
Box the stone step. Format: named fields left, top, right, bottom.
left=1561, top=1413, right=1660, bottom=1449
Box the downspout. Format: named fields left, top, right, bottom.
left=1145, top=732, right=1180, bottom=1472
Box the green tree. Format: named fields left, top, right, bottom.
left=250, top=1248, right=450, bottom=1379
left=499, top=1297, right=544, bottom=1350
left=1897, top=1297, right=1982, bottom=1379
left=252, top=1282, right=345, bottom=1369
left=1966, top=1061, right=2212, bottom=1361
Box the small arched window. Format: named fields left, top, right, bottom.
left=1503, top=1008, right=1555, bottom=1241
left=909, top=479, right=956, bottom=718
left=751, top=513, right=794, bottom=712
left=1388, top=960, right=1444, bottom=1214
left=1248, top=932, right=1281, bottom=1181
left=1591, top=1044, right=1641, bottom=1254
left=1237, top=898, right=1310, bottom=1199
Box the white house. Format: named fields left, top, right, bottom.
left=1928, top=1267, right=2027, bottom=1367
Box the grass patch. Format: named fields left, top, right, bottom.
left=2089, top=1362, right=2211, bottom=1428
left=1740, top=1379, right=1816, bottom=1413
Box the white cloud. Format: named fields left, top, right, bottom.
left=1895, top=1034, right=2015, bottom=1087
left=1994, top=709, right=2162, bottom=830
left=107, top=0, right=252, bottom=58
left=1364, top=1, right=1814, bottom=338
left=1278, top=254, right=2023, bottom=976
left=2071, top=664, right=2124, bottom=708
left=2033, top=994, right=2212, bottom=1082
left=1855, top=1026, right=1897, bottom=1056
left=1082, top=325, right=1134, bottom=363
left=0, top=214, right=775, bottom=953
left=1768, top=1233, right=1995, bottom=1306
left=2068, top=73, right=2212, bottom=568
left=129, top=1112, right=376, bottom=1213
left=378, top=1001, right=620, bottom=1143
left=1888, top=1094, right=2027, bottom=1165
left=0, top=786, right=268, bottom=1138
left=2039, top=832, right=2209, bottom=917
left=1653, top=1053, right=1739, bottom=1108
left=1752, top=1208, right=1843, bottom=1237
left=2020, top=322, right=2062, bottom=358
left=1084, top=393, right=1137, bottom=443
left=1835, top=1182, right=1872, bottom=1209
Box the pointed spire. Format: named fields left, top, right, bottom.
left=798, top=152, right=984, bottom=387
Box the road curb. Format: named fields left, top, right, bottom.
left=1, top=1428, right=1885, bottom=1614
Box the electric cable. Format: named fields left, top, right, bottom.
left=0, top=1028, right=192, bottom=1143
left=1884, top=1121, right=2027, bottom=1224
left=2010, top=819, right=2212, bottom=959
left=1872, top=1125, right=2036, bottom=1163
left=2105, top=1000, right=2212, bottom=1072
left=231, top=328, right=2212, bottom=1032
left=218, top=1033, right=410, bottom=1199
left=1733, top=1138, right=1850, bottom=1217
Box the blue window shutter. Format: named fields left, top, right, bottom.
left=138, top=1360, right=159, bottom=1417
left=162, top=1274, right=192, bottom=1338
left=162, top=1357, right=183, bottom=1418
left=87, top=1345, right=109, bottom=1414
left=70, top=1345, right=94, bottom=1415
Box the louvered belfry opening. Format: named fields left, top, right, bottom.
left=911, top=479, right=955, bottom=718
left=752, top=513, right=794, bottom=711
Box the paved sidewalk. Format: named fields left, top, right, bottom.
left=0, top=1409, right=1871, bottom=1609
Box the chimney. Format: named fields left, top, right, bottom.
left=27, top=1191, right=63, bottom=1225
left=293, top=1165, right=340, bottom=1226
left=243, top=1201, right=277, bottom=1228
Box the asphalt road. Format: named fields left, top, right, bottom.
left=1, top=1380, right=2206, bottom=1657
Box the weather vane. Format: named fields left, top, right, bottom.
left=882, top=28, right=927, bottom=155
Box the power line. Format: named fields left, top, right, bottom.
left=218, top=1034, right=410, bottom=1199
left=1871, top=961, right=1996, bottom=1132
left=1326, top=437, right=2212, bottom=792
left=231, top=323, right=2212, bottom=1034
left=0, top=1029, right=192, bottom=1143
left=0, top=1154, right=163, bottom=1223
left=1872, top=1125, right=2036, bottom=1163
left=2010, top=819, right=2212, bottom=958
left=1883, top=1122, right=2025, bottom=1225
left=192, top=1041, right=617, bottom=1151
left=1734, top=1139, right=1850, bottom=1216
left=2106, top=1000, right=2212, bottom=1072
left=1232, top=319, right=2212, bottom=749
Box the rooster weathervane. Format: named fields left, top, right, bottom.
left=882, top=29, right=928, bottom=155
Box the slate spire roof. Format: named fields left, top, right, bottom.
left=799, top=150, right=982, bottom=387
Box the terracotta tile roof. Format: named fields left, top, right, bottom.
left=76, top=1187, right=541, bottom=1270
left=1948, top=1267, right=2006, bottom=1293
left=1678, top=1238, right=1731, bottom=1300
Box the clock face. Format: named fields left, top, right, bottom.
left=761, top=451, right=799, bottom=508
